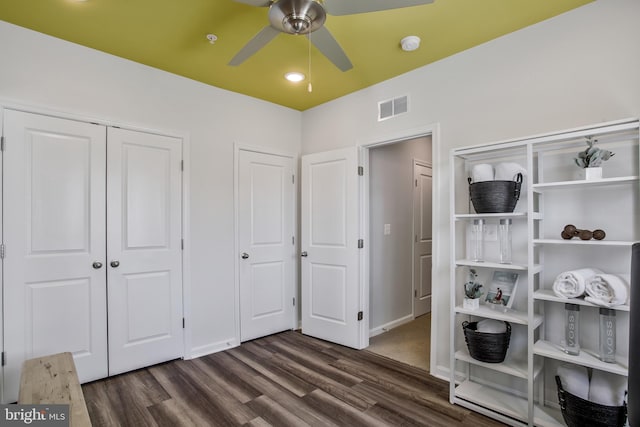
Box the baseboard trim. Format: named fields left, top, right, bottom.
left=369, top=314, right=414, bottom=337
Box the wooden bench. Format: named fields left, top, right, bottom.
left=19, top=352, right=92, bottom=427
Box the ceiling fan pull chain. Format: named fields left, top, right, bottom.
left=308, top=31, right=313, bottom=93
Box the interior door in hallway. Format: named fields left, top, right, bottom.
left=413, top=161, right=432, bottom=316
left=301, top=147, right=366, bottom=349
left=238, top=150, right=295, bottom=342
left=106, top=127, right=184, bottom=376
left=2, top=110, right=108, bottom=403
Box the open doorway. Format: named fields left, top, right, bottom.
left=365, top=135, right=433, bottom=371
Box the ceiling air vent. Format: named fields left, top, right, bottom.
left=378, top=95, right=409, bottom=121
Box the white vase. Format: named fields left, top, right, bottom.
left=463, top=298, right=480, bottom=310
left=584, top=167, right=603, bottom=180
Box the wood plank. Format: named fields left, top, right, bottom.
left=19, top=352, right=92, bottom=427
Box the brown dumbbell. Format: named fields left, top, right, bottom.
left=593, top=229, right=606, bottom=240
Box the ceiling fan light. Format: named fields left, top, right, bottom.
left=285, top=72, right=305, bottom=82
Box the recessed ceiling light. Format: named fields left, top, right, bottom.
left=284, top=72, right=305, bottom=83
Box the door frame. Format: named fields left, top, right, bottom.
left=233, top=143, right=298, bottom=345
left=412, top=158, right=433, bottom=317
left=357, top=123, right=440, bottom=372
left=0, top=100, right=192, bottom=368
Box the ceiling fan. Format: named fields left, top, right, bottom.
left=228, top=0, right=435, bottom=71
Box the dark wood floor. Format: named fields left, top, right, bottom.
left=83, top=331, right=505, bottom=426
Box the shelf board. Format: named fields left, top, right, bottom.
left=455, top=348, right=528, bottom=379
left=454, top=380, right=528, bottom=423
left=455, top=259, right=531, bottom=271
left=534, top=405, right=565, bottom=427
left=454, top=212, right=527, bottom=220
left=533, top=340, right=628, bottom=376
left=533, top=239, right=635, bottom=247
left=533, top=289, right=630, bottom=312
left=455, top=304, right=542, bottom=327
left=532, top=175, right=639, bottom=190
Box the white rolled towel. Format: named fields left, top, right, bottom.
left=585, top=274, right=630, bottom=307
left=589, top=370, right=627, bottom=406
left=495, top=162, right=527, bottom=181
left=476, top=319, right=507, bottom=333
left=470, top=163, right=494, bottom=182
left=553, top=268, right=603, bottom=298
left=557, top=364, right=589, bottom=400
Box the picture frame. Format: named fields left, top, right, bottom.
left=484, top=271, right=519, bottom=308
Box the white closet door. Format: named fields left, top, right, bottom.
left=3, top=110, right=108, bottom=403
left=106, top=127, right=183, bottom=375
left=238, top=150, right=295, bottom=342
left=413, top=162, right=432, bottom=316
left=301, top=147, right=365, bottom=349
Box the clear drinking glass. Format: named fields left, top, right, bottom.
left=499, top=218, right=512, bottom=264
left=598, top=308, right=616, bottom=363
left=564, top=303, right=580, bottom=355
left=470, top=219, right=485, bottom=262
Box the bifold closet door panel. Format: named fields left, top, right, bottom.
left=2, top=110, right=108, bottom=403
left=106, top=127, right=184, bottom=376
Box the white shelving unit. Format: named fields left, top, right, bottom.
left=449, top=118, right=639, bottom=426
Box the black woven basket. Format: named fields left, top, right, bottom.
left=556, top=376, right=627, bottom=427
left=462, top=321, right=511, bottom=363
left=468, top=173, right=523, bottom=213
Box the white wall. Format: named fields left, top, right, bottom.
left=369, top=136, right=431, bottom=331
left=300, top=0, right=640, bottom=378
left=0, top=21, right=302, bottom=357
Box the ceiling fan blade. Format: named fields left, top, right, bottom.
left=307, top=26, right=353, bottom=72
left=229, top=26, right=280, bottom=66
left=323, top=0, right=434, bottom=16
left=231, top=0, right=271, bottom=7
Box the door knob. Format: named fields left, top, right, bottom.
left=110, top=260, right=120, bottom=268
left=301, top=251, right=308, bottom=257
left=92, top=262, right=103, bottom=269
left=241, top=253, right=249, bottom=259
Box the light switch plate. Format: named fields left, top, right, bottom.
left=384, top=223, right=391, bottom=235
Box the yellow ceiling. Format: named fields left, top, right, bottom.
left=0, top=0, right=592, bottom=111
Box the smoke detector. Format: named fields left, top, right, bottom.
left=400, top=36, right=421, bottom=52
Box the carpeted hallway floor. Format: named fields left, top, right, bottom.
left=366, top=314, right=430, bottom=371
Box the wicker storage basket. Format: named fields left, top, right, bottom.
left=468, top=173, right=523, bottom=213
left=555, top=376, right=627, bottom=427
left=462, top=321, right=511, bottom=363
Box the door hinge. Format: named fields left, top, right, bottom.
left=358, top=239, right=364, bottom=249
left=293, top=297, right=296, bottom=306
left=292, top=236, right=295, bottom=245
left=415, top=235, right=418, bottom=243
left=182, top=318, right=185, bottom=329
left=292, top=174, right=295, bottom=184
left=181, top=160, right=184, bottom=171
left=414, top=289, right=418, bottom=298
left=1, top=352, right=6, bottom=367
left=357, top=311, right=363, bottom=321
left=181, top=239, right=184, bottom=250
left=415, top=179, right=418, bottom=187
left=0, top=136, right=5, bottom=151
left=358, top=166, right=364, bottom=176
left=0, top=243, right=5, bottom=259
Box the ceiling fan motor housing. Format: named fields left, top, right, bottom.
left=269, top=0, right=326, bottom=34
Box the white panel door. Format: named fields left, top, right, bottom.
left=106, top=127, right=183, bottom=375
left=3, top=110, right=108, bottom=403
left=238, top=150, right=295, bottom=342
left=301, top=147, right=364, bottom=349
left=413, top=162, right=432, bottom=316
